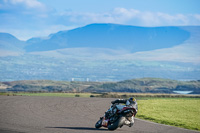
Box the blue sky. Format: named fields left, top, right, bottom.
left=0, top=0, right=200, bottom=40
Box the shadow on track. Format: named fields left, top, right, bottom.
left=46, top=127, right=108, bottom=131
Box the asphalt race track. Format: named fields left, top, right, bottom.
left=0, top=96, right=199, bottom=133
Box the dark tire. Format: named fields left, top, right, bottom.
left=108, top=117, right=125, bottom=131
left=95, top=119, right=102, bottom=129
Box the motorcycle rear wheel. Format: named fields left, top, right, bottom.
left=108, top=116, right=125, bottom=131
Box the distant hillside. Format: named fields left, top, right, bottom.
left=0, top=33, right=25, bottom=51
left=83, top=78, right=200, bottom=94
left=1, top=78, right=200, bottom=94
left=25, top=23, right=190, bottom=52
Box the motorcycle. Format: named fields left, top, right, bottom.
left=95, top=100, right=138, bottom=130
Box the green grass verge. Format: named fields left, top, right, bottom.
left=137, top=98, right=200, bottom=131
left=0, top=92, right=99, bottom=97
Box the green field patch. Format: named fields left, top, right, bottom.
left=137, top=99, right=200, bottom=131
left=2, top=92, right=100, bottom=98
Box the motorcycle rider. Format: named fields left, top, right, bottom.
left=105, top=97, right=138, bottom=119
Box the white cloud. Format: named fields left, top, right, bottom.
left=3, top=0, right=45, bottom=9
left=194, top=14, right=200, bottom=20
left=58, top=8, right=200, bottom=26
left=1, top=0, right=49, bottom=16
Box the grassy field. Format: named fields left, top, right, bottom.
left=0, top=92, right=99, bottom=97
left=137, top=98, right=200, bottom=131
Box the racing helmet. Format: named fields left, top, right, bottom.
left=128, top=97, right=136, bottom=104
left=126, top=97, right=136, bottom=105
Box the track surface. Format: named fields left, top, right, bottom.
left=0, top=96, right=199, bottom=133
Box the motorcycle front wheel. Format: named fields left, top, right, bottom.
left=108, top=116, right=125, bottom=131
left=95, top=119, right=102, bottom=129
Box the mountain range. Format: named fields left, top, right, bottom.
left=25, top=24, right=190, bottom=52
left=0, top=23, right=200, bottom=81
